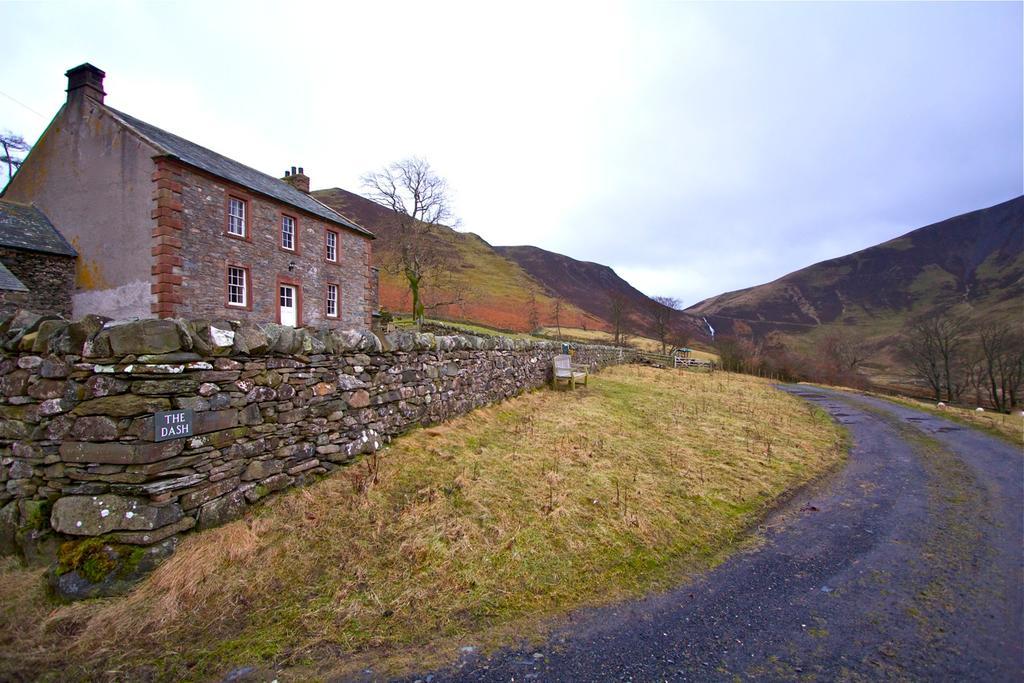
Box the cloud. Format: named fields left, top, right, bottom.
left=1, top=1, right=1019, bottom=307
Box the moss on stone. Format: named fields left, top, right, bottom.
left=117, top=545, right=148, bottom=578
left=56, top=537, right=145, bottom=583
left=19, top=499, right=51, bottom=531
left=57, top=538, right=116, bottom=581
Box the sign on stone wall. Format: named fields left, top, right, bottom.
left=154, top=409, right=194, bottom=442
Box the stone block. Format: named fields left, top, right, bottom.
left=111, top=472, right=207, bottom=496
left=105, top=319, right=184, bottom=356
left=39, top=398, right=73, bottom=416
left=51, top=495, right=184, bottom=535
left=40, top=358, right=71, bottom=378
left=72, top=394, right=171, bottom=417
left=70, top=416, right=120, bottom=441
left=0, top=369, right=29, bottom=397
left=180, top=477, right=240, bottom=510
left=347, top=389, right=370, bottom=408
left=85, top=375, right=129, bottom=398
left=187, top=426, right=249, bottom=450
left=261, top=472, right=293, bottom=492
left=286, top=458, right=320, bottom=475
left=278, top=407, right=308, bottom=424
left=60, top=439, right=184, bottom=465
left=196, top=491, right=247, bottom=530
left=131, top=378, right=199, bottom=395
left=109, top=515, right=195, bottom=545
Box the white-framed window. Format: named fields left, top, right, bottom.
left=281, top=215, right=295, bottom=250
left=227, top=266, right=248, bottom=306
left=326, top=230, right=338, bottom=262
left=326, top=283, right=338, bottom=317
left=227, top=197, right=246, bottom=237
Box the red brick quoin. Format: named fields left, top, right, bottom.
left=150, top=158, right=185, bottom=318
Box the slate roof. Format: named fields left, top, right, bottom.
left=0, top=200, right=78, bottom=257
left=106, top=107, right=374, bottom=239
left=0, top=262, right=27, bottom=292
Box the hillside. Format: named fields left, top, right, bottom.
left=687, top=195, right=1024, bottom=383
left=313, top=188, right=603, bottom=332
left=495, top=245, right=705, bottom=342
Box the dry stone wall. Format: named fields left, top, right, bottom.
left=0, top=310, right=630, bottom=564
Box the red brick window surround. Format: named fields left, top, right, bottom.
left=226, top=196, right=247, bottom=238
left=326, top=282, right=339, bottom=318
left=325, top=229, right=338, bottom=262
left=281, top=214, right=297, bottom=252
left=226, top=264, right=252, bottom=309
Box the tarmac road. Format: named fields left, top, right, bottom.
left=405, top=387, right=1023, bottom=682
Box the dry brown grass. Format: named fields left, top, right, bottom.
left=0, top=367, right=844, bottom=681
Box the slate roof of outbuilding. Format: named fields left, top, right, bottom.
left=0, top=200, right=78, bottom=257
left=106, top=107, right=374, bottom=239
left=0, top=262, right=28, bottom=292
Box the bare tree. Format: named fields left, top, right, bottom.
left=362, top=157, right=459, bottom=324
left=814, top=330, right=868, bottom=387
left=1, top=131, right=30, bottom=187
left=901, top=313, right=968, bottom=402
left=608, top=291, right=628, bottom=346
left=527, top=288, right=541, bottom=333
left=715, top=335, right=757, bottom=374
left=551, top=297, right=563, bottom=339
left=650, top=295, right=681, bottom=354
left=979, top=323, right=1024, bottom=412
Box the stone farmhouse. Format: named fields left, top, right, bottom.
left=0, top=64, right=376, bottom=329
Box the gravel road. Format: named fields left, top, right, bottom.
left=405, top=387, right=1023, bottom=682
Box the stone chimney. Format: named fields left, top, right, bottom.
left=281, top=166, right=310, bottom=193
left=66, top=63, right=106, bottom=104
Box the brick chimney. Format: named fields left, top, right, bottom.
left=281, top=166, right=310, bottom=193
left=65, top=63, right=106, bottom=104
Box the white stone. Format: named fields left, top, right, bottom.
left=100, top=509, right=110, bottom=518
left=210, top=326, right=235, bottom=347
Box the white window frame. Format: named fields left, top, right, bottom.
left=227, top=266, right=247, bottom=307
left=281, top=214, right=295, bottom=251
left=227, top=197, right=247, bottom=237
left=326, top=230, right=337, bottom=262
left=326, top=283, right=338, bottom=318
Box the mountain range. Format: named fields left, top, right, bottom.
left=314, top=187, right=1022, bottom=386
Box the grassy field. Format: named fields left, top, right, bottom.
left=538, top=326, right=720, bottom=361
left=0, top=367, right=844, bottom=681
left=880, top=394, right=1024, bottom=447
left=376, top=229, right=603, bottom=333
left=394, top=318, right=721, bottom=365
left=393, top=316, right=538, bottom=340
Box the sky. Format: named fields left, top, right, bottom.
left=1, top=0, right=1021, bottom=307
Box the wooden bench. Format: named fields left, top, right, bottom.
left=552, top=354, right=589, bottom=389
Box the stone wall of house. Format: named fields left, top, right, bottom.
left=0, top=312, right=630, bottom=566
left=0, top=248, right=75, bottom=317
left=170, top=162, right=373, bottom=330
